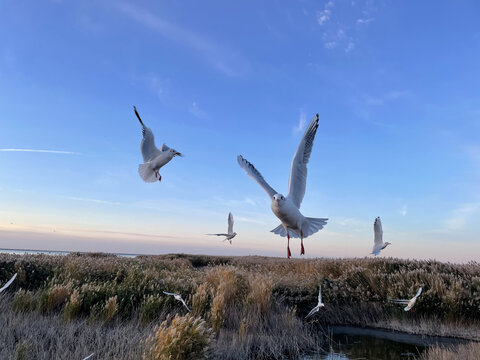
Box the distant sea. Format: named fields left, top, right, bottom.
left=0, top=248, right=140, bottom=258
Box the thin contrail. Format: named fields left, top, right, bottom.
left=0, top=148, right=80, bottom=154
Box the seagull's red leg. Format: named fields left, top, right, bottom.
left=287, top=233, right=291, bottom=258
left=300, top=230, right=305, bottom=255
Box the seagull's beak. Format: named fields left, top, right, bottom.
left=174, top=151, right=183, bottom=157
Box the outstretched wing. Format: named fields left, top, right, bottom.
left=388, top=299, right=409, bottom=304
left=318, top=286, right=322, bottom=305
left=414, top=287, right=422, bottom=299
left=305, top=306, right=318, bottom=319
left=237, top=155, right=277, bottom=199
left=287, top=114, right=319, bottom=208
left=134, top=106, right=162, bottom=162
left=206, top=233, right=229, bottom=236
left=82, top=354, right=95, bottom=360
left=0, top=273, right=17, bottom=293
left=180, top=298, right=191, bottom=312
left=228, top=212, right=234, bottom=234
left=374, top=217, right=383, bottom=246
left=162, top=291, right=175, bottom=296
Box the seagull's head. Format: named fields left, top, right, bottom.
left=385, top=242, right=392, bottom=247
left=169, top=148, right=183, bottom=157
left=272, top=194, right=286, bottom=203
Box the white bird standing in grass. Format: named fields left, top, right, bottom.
left=163, top=291, right=190, bottom=312
left=0, top=273, right=17, bottom=293
left=82, top=353, right=94, bottom=360
left=206, top=212, right=237, bottom=244
left=134, top=106, right=183, bottom=183
left=371, top=217, right=391, bottom=255
left=305, top=285, right=325, bottom=318
left=389, top=287, right=423, bottom=311
left=237, top=114, right=328, bottom=258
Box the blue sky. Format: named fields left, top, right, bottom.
left=1, top=0, right=479, bottom=261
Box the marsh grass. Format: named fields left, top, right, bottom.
left=0, top=253, right=479, bottom=358
left=420, top=341, right=480, bottom=360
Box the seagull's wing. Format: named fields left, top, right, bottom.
left=134, top=106, right=162, bottom=162
left=206, top=233, right=230, bottom=236
left=82, top=353, right=95, bottom=360
left=0, top=273, right=17, bottom=293
left=163, top=291, right=175, bottom=296
left=305, top=306, right=318, bottom=319
left=180, top=298, right=191, bottom=312
left=237, top=155, right=277, bottom=199
left=228, top=212, right=234, bottom=234
left=287, top=114, right=319, bottom=208
left=374, top=217, right=383, bottom=246
left=161, top=143, right=170, bottom=152
left=414, top=287, right=422, bottom=299
left=388, top=299, right=409, bottom=304
left=318, top=286, right=322, bottom=305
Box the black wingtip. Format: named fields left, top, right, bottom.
left=133, top=106, right=144, bottom=126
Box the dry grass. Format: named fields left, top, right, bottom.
left=142, top=314, right=213, bottom=360
left=0, top=252, right=479, bottom=359
left=420, top=341, right=480, bottom=360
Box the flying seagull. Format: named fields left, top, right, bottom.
left=206, top=212, right=237, bottom=244
left=237, top=114, right=327, bottom=258
left=163, top=291, right=190, bottom=312
left=0, top=273, right=17, bottom=293
left=134, top=106, right=183, bottom=183
left=305, top=285, right=325, bottom=318
left=371, top=217, right=391, bottom=255
left=82, top=354, right=94, bottom=360
left=389, top=287, right=423, bottom=311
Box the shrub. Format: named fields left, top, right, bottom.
left=142, top=314, right=213, bottom=360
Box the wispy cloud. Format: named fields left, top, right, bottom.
left=293, top=110, right=307, bottom=134
left=189, top=101, right=209, bottom=120
left=444, top=203, right=479, bottom=230
left=0, top=149, right=80, bottom=155
left=356, top=18, right=373, bottom=25
left=118, top=3, right=247, bottom=77
left=317, top=0, right=376, bottom=53
left=67, top=196, right=121, bottom=206
left=400, top=204, right=408, bottom=216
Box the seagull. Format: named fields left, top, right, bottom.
left=389, top=287, right=423, bottom=312
left=237, top=114, right=328, bottom=258
left=0, top=273, right=17, bottom=293
left=206, top=212, right=237, bottom=244
left=134, top=106, right=183, bottom=183
left=82, top=354, right=94, bottom=360
left=163, top=291, right=190, bottom=312
left=371, top=217, right=391, bottom=255
left=305, top=285, right=325, bottom=318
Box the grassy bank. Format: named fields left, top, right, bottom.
left=0, top=253, right=479, bottom=359
left=421, top=341, right=480, bottom=360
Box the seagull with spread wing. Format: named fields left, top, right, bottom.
left=207, top=212, right=237, bottom=244
left=0, top=273, right=17, bottom=293
left=371, top=217, right=391, bottom=255
left=163, top=291, right=190, bottom=312
left=389, top=287, right=423, bottom=311
left=237, top=114, right=327, bottom=258
left=305, top=285, right=325, bottom=319
left=134, top=106, right=183, bottom=183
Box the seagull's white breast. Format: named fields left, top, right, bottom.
left=271, top=198, right=304, bottom=230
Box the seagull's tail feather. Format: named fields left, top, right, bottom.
left=271, top=224, right=287, bottom=237
left=302, top=217, right=328, bottom=238
left=138, top=163, right=157, bottom=183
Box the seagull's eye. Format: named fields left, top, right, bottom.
left=281, top=196, right=284, bottom=200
